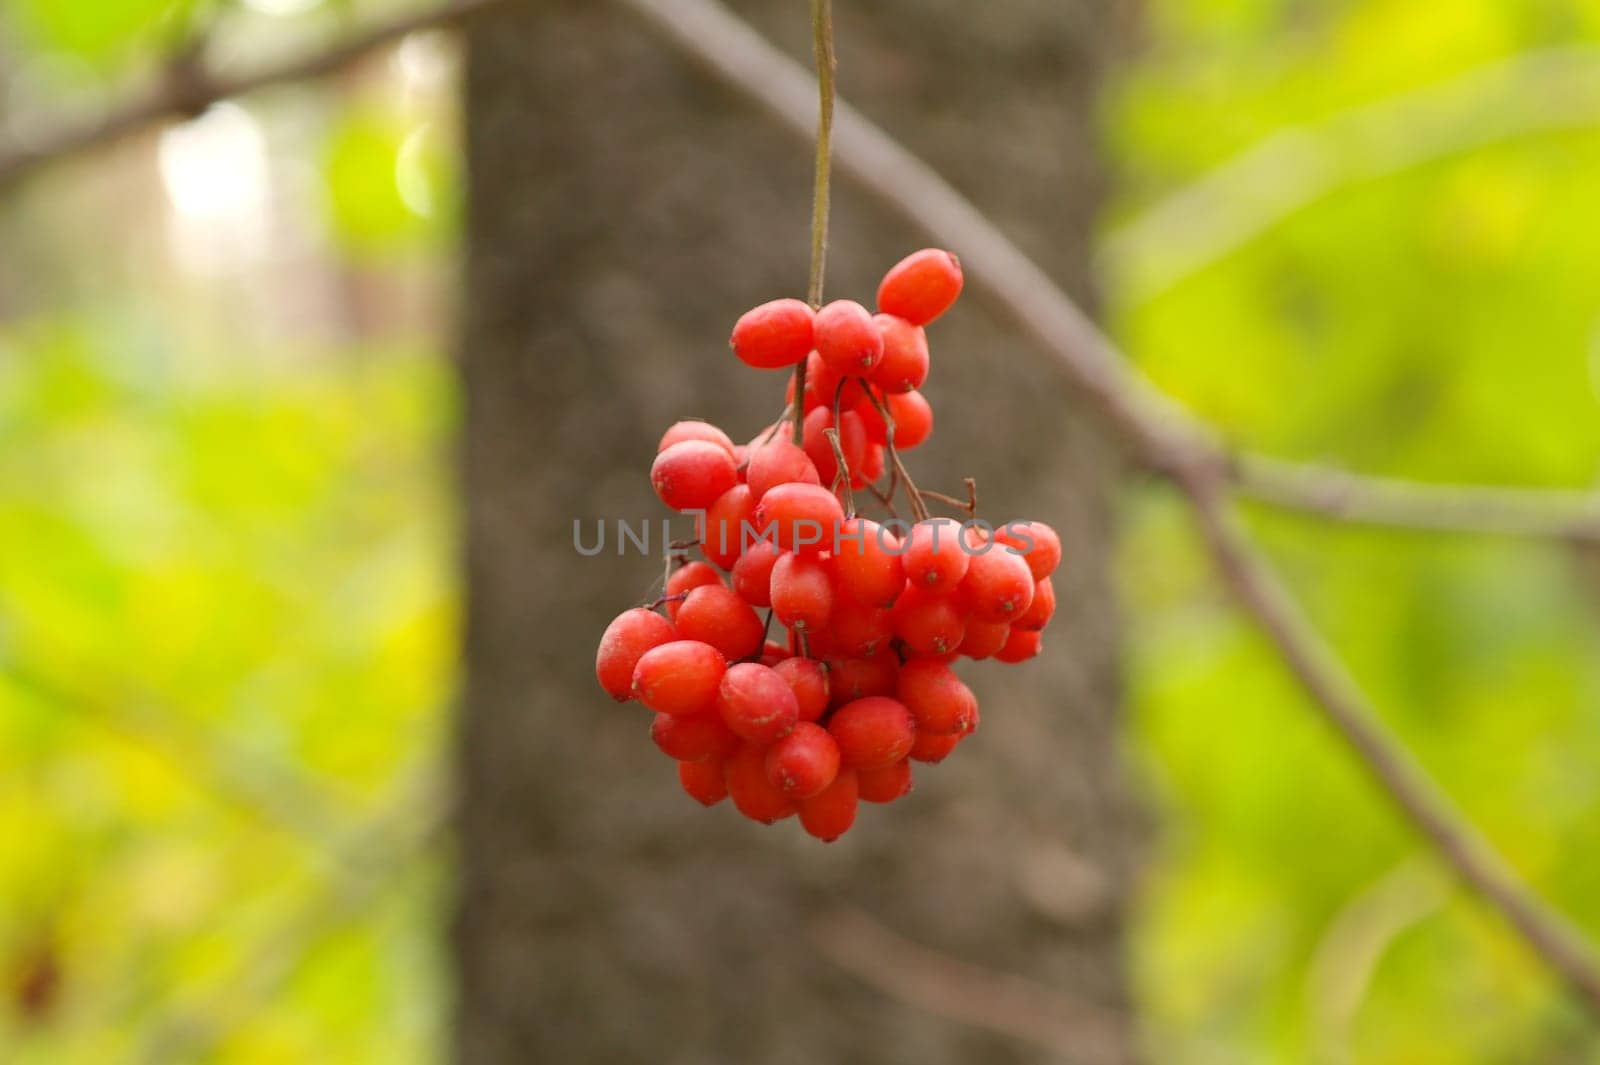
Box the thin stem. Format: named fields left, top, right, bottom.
left=860, top=385, right=929, bottom=522
left=807, top=0, right=835, bottom=310
left=823, top=427, right=856, bottom=517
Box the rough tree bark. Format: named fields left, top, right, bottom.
left=454, top=2, right=1141, bottom=1062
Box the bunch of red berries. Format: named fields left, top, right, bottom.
left=596, top=249, right=1062, bottom=841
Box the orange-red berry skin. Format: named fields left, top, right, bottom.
left=770, top=551, right=835, bottom=634
left=773, top=656, right=830, bottom=722
left=877, top=249, right=963, bottom=326
left=699, top=483, right=757, bottom=570
left=731, top=298, right=815, bottom=370
left=746, top=439, right=820, bottom=501
left=664, top=561, right=722, bottom=620
left=825, top=655, right=900, bottom=707
left=896, top=658, right=977, bottom=735
left=651, top=440, right=739, bottom=512
left=731, top=539, right=782, bottom=607
left=765, top=722, right=842, bottom=799
left=887, top=390, right=933, bottom=449
left=892, top=586, right=967, bottom=657
left=995, top=521, right=1062, bottom=581
left=725, top=743, right=797, bottom=823
left=1015, top=577, right=1056, bottom=631
left=659, top=420, right=736, bottom=457
left=798, top=769, right=858, bottom=841
left=910, top=730, right=961, bottom=764
left=596, top=608, right=676, bottom=701
left=755, top=483, right=845, bottom=555
left=632, top=640, right=727, bottom=716
left=829, top=696, right=917, bottom=770
left=960, top=546, right=1036, bottom=624
left=828, top=602, right=894, bottom=658
left=833, top=517, right=904, bottom=607
left=651, top=711, right=740, bottom=762
left=903, top=518, right=970, bottom=592
left=679, top=758, right=729, bottom=806
left=857, top=759, right=914, bottom=803
left=675, top=584, right=766, bottom=662
left=995, top=627, right=1042, bottom=664
left=960, top=618, right=1011, bottom=660
left=814, top=299, right=884, bottom=375
left=716, top=662, right=800, bottom=744
left=869, top=314, right=930, bottom=393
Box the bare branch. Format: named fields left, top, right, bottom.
left=1234, top=454, right=1600, bottom=542
left=620, top=0, right=1600, bottom=1013
left=0, top=0, right=512, bottom=193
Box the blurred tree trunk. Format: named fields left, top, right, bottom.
left=453, top=2, right=1141, bottom=1063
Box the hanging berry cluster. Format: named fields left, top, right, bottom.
left=595, top=249, right=1063, bottom=842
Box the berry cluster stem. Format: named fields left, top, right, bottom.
left=793, top=0, right=835, bottom=448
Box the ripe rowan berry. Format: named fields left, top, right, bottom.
left=995, top=521, right=1062, bottom=581
left=814, top=299, right=884, bottom=375
left=731, top=539, right=782, bottom=607
left=1015, top=576, right=1055, bottom=632
left=746, top=438, right=821, bottom=501
left=960, top=546, right=1035, bottom=624
left=659, top=420, right=737, bottom=458
left=877, top=249, right=963, bottom=326
left=755, top=483, right=844, bottom=554
left=771, top=551, right=834, bottom=633
left=731, top=298, right=814, bottom=369
left=675, top=584, right=765, bottom=662
left=896, top=658, right=977, bottom=735
left=632, top=640, right=727, bottom=716
left=773, top=656, right=829, bottom=722
left=832, top=517, right=904, bottom=607
left=724, top=743, right=797, bottom=823
left=765, top=722, right=841, bottom=799
left=959, top=618, right=1011, bottom=660
left=679, top=758, right=728, bottom=806
left=651, top=711, right=740, bottom=762
left=651, top=440, right=739, bottom=512
left=798, top=769, right=858, bottom=841
left=857, top=759, right=913, bottom=803
left=716, top=662, right=800, bottom=744
left=887, top=390, right=933, bottom=449
left=869, top=314, right=929, bottom=393
left=994, top=627, right=1042, bottom=664
left=829, top=696, right=916, bottom=770
left=903, top=518, right=970, bottom=592
left=699, top=483, right=757, bottom=570
left=825, top=655, right=900, bottom=707
left=891, top=585, right=966, bottom=657
left=828, top=601, right=894, bottom=657
left=909, top=730, right=961, bottom=764
left=596, top=608, right=676, bottom=701
left=664, top=561, right=723, bottom=620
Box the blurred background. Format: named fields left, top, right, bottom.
left=2, top=0, right=1599, bottom=1062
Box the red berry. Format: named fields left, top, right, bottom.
left=724, top=743, right=797, bottom=823
left=632, top=640, right=727, bottom=716
left=773, top=656, right=830, bottom=722
left=759, top=639, right=791, bottom=666
left=716, top=662, right=799, bottom=744
left=891, top=585, right=966, bottom=657
left=814, top=299, right=884, bottom=375
left=857, top=759, right=914, bottom=803
left=731, top=539, right=782, bottom=607
left=857, top=443, right=886, bottom=486
left=698, top=483, right=757, bottom=570
left=746, top=438, right=820, bottom=501
left=675, top=584, right=765, bottom=661
left=995, top=627, right=1042, bottom=664
left=797, top=769, right=858, bottom=841
left=651, top=440, right=738, bottom=512
left=825, top=656, right=900, bottom=707
left=765, top=722, right=841, bottom=799
left=994, top=521, right=1062, bottom=581
left=596, top=608, right=675, bottom=701
left=771, top=551, right=834, bottom=634
left=895, top=658, right=977, bottom=735
left=877, top=249, right=963, bottom=326
left=679, top=758, right=728, bottom=806
left=960, top=545, right=1035, bottom=624
left=651, top=711, right=740, bottom=762
left=829, top=696, right=916, bottom=770
left=755, top=483, right=845, bottom=555
left=887, top=390, right=933, bottom=450
left=909, top=730, right=961, bottom=764
left=664, top=561, right=722, bottom=620
left=959, top=618, right=1011, bottom=660
left=1015, top=577, right=1056, bottom=631
left=828, top=601, right=894, bottom=657
left=868, top=314, right=929, bottom=393
left=731, top=298, right=814, bottom=370
left=658, top=420, right=736, bottom=458
left=903, top=518, right=970, bottom=592
left=833, top=517, right=904, bottom=607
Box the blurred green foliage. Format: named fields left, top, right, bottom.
left=2, top=0, right=1599, bottom=1062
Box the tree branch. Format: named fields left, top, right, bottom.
left=617, top=0, right=1600, bottom=1013
left=0, top=0, right=511, bottom=193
